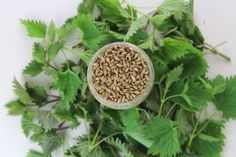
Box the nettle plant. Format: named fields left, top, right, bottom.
left=6, top=0, right=236, bottom=157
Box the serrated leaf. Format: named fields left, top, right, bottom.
left=75, top=14, right=107, bottom=50
left=33, top=43, right=46, bottom=63
left=170, top=80, right=212, bottom=111
left=125, top=18, right=145, bottom=41
left=165, top=65, right=183, bottom=89
left=211, top=75, right=226, bottom=95
left=119, top=108, right=139, bottom=132
left=48, top=42, right=63, bottom=61
left=57, top=20, right=75, bottom=40
left=26, top=85, right=47, bottom=104
left=48, top=21, right=56, bottom=42
left=139, top=35, right=158, bottom=52
left=40, top=132, right=64, bottom=154
left=150, top=13, right=172, bottom=30
left=158, top=0, right=187, bottom=14
left=106, top=137, right=134, bottom=157
left=23, top=60, right=43, bottom=77
left=21, top=19, right=47, bottom=38
left=37, top=111, right=59, bottom=132
left=191, top=133, right=223, bottom=157
left=5, top=100, right=27, bottom=116
left=54, top=70, right=82, bottom=106
left=12, top=78, right=31, bottom=104
left=26, top=150, right=51, bottom=157
left=145, top=117, right=180, bottom=157
left=97, top=0, right=130, bottom=23
left=78, top=0, right=96, bottom=14
left=213, top=76, right=236, bottom=119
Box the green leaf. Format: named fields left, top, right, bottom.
left=139, top=35, right=158, bottom=52
left=191, top=133, right=223, bottom=157
left=40, top=132, right=64, bottom=154
left=106, top=137, right=134, bottom=157
left=33, top=43, right=46, bottom=64
left=119, top=108, right=139, bottom=132
left=54, top=70, right=82, bottom=106
left=125, top=126, right=152, bottom=148
left=70, top=136, right=106, bottom=157
left=211, top=75, right=226, bottom=95
left=12, top=78, right=31, bottom=104
left=165, top=65, right=183, bottom=89
left=21, top=19, right=47, bottom=38
left=170, top=80, right=212, bottom=111
left=158, top=0, right=187, bottom=14
left=160, top=38, right=200, bottom=61
left=5, top=100, right=27, bottom=116
left=145, top=117, right=180, bottom=157
left=213, top=76, right=236, bottom=119
left=75, top=14, right=106, bottom=50
left=57, top=19, right=75, bottom=40
left=21, top=111, right=42, bottom=137
left=48, top=21, right=56, bottom=42
left=26, top=85, right=47, bottom=104
left=48, top=42, right=63, bottom=61
left=26, top=150, right=51, bottom=157
left=97, top=0, right=130, bottom=23
left=37, top=111, right=59, bottom=132
left=78, top=0, right=97, bottom=14
left=23, top=60, right=43, bottom=77
left=125, top=18, right=145, bottom=41
left=150, top=13, right=172, bottom=30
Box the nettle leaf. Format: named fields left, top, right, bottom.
left=23, top=60, right=44, bottom=77
left=150, top=13, right=172, bottom=30
left=106, top=137, right=134, bottom=157
left=119, top=108, right=139, bottom=132
left=191, top=133, right=223, bottom=157
left=211, top=75, right=226, bottom=95
left=48, top=21, right=56, bottom=42
left=170, top=80, right=212, bottom=111
left=47, top=42, right=63, bottom=61
left=158, top=0, right=187, bottom=14
left=139, top=35, right=158, bottom=52
left=54, top=70, right=82, bottom=106
left=213, top=76, right=236, bottom=119
left=78, top=0, right=97, bottom=14
left=165, top=65, right=183, bottom=89
left=57, top=19, right=75, bottom=40
left=26, top=85, right=47, bottom=104
left=26, top=150, right=51, bottom=157
left=145, top=117, right=180, bottom=157
left=40, top=132, right=64, bottom=154
left=21, top=19, right=47, bottom=38
left=37, top=111, right=59, bottom=132
left=12, top=78, right=31, bottom=104
left=125, top=18, right=145, bottom=41
left=33, top=43, right=46, bottom=64
left=75, top=14, right=106, bottom=50
left=97, top=0, right=130, bottom=23
left=6, top=100, right=27, bottom=116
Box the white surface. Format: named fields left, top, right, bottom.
left=0, top=0, right=236, bottom=156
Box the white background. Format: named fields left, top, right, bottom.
left=0, top=0, right=236, bottom=156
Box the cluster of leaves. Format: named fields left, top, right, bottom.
left=6, top=0, right=236, bottom=157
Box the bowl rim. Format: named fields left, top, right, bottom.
left=87, top=42, right=155, bottom=110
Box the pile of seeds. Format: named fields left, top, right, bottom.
left=92, top=45, right=150, bottom=103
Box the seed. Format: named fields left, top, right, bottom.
left=92, top=44, right=150, bottom=103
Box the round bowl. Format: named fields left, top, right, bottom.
left=87, top=42, right=154, bottom=110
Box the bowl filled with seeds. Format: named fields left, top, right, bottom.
left=87, top=42, right=154, bottom=110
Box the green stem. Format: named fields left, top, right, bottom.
left=187, top=112, right=202, bottom=147
left=137, top=108, right=151, bottom=119
left=166, top=103, right=178, bottom=117
left=63, top=47, right=82, bottom=57
left=164, top=94, right=182, bottom=102
left=90, top=122, right=102, bottom=150
left=91, top=132, right=121, bottom=150
left=204, top=44, right=231, bottom=61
